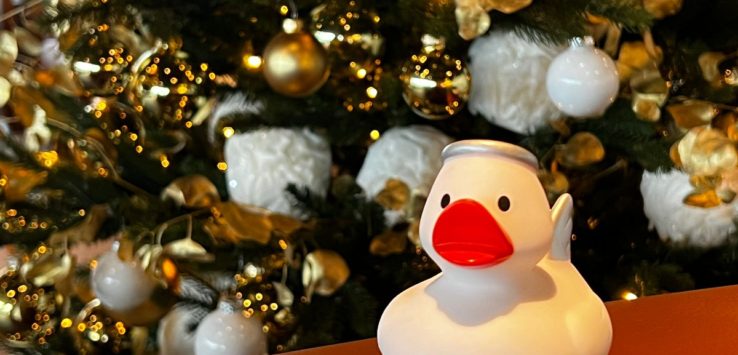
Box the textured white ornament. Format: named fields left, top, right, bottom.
left=225, top=127, right=331, bottom=218
left=640, top=169, right=738, bottom=247
left=468, top=31, right=564, bottom=134
left=159, top=304, right=209, bottom=355
left=39, top=38, right=66, bottom=69
left=194, top=301, right=267, bottom=355
left=357, top=126, right=452, bottom=198
left=91, top=243, right=155, bottom=311
left=546, top=37, right=619, bottom=118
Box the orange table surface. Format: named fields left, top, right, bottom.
left=285, top=285, right=738, bottom=355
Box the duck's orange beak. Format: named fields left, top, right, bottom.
left=432, top=199, right=513, bottom=267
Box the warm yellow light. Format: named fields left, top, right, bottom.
left=222, top=126, right=235, bottom=138
left=135, top=145, right=143, bottom=154
left=244, top=55, right=262, bottom=70
left=217, top=162, right=228, bottom=171
left=160, top=155, right=170, bottom=168
left=369, top=129, right=381, bottom=140
left=279, top=5, right=289, bottom=15
left=356, top=68, right=367, bottom=79
left=366, top=86, right=378, bottom=99
left=60, top=318, right=72, bottom=328
left=622, top=291, right=638, bottom=301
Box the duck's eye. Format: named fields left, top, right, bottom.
left=441, top=194, right=451, bottom=208
left=498, top=196, right=511, bottom=211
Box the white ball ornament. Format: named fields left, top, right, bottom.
left=546, top=36, right=619, bottom=118
left=194, top=301, right=267, bottom=355
left=357, top=126, right=452, bottom=199
left=91, top=242, right=155, bottom=312
left=641, top=169, right=738, bottom=247
left=158, top=304, right=209, bottom=355
left=468, top=31, right=565, bottom=134
left=224, top=127, right=332, bottom=218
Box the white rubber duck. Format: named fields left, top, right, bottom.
left=377, top=140, right=612, bottom=355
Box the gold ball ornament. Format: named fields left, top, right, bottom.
left=400, top=35, right=471, bottom=120
left=263, top=20, right=330, bottom=97
left=310, top=1, right=384, bottom=72
left=70, top=24, right=136, bottom=97
left=127, top=41, right=213, bottom=127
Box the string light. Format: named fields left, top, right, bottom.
left=370, top=129, right=381, bottom=140
left=622, top=291, right=638, bottom=301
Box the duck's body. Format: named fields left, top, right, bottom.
left=376, top=140, right=613, bottom=355
left=378, top=257, right=611, bottom=355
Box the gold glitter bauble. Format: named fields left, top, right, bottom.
left=0, top=266, right=60, bottom=349
left=263, top=20, right=330, bottom=98
left=70, top=24, right=135, bottom=97
left=310, top=1, right=384, bottom=72
left=127, top=42, right=213, bottom=127
left=400, top=35, right=470, bottom=120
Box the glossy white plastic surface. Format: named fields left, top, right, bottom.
left=377, top=140, right=612, bottom=355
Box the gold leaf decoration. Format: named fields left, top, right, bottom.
left=538, top=169, right=570, bottom=203
left=0, top=31, right=17, bottom=76
left=667, top=100, right=719, bottom=130
left=677, top=126, right=738, bottom=176
left=698, top=52, right=727, bottom=86
left=163, top=237, right=214, bottom=263
left=370, top=229, right=408, bottom=256
left=630, top=68, right=669, bottom=122
left=0, top=162, right=47, bottom=203
left=20, top=245, right=74, bottom=288
left=203, top=202, right=302, bottom=245
left=302, top=249, right=350, bottom=299
left=643, top=0, right=683, bottom=19
left=0, top=76, right=10, bottom=108
left=455, top=0, right=532, bottom=40
left=555, top=132, right=606, bottom=168
left=375, top=178, right=410, bottom=211
left=161, top=175, right=220, bottom=208
left=684, top=189, right=721, bottom=208
left=48, top=204, right=110, bottom=247
left=711, top=111, right=738, bottom=142
left=617, top=41, right=662, bottom=82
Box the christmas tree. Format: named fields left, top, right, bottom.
left=0, top=0, right=737, bottom=353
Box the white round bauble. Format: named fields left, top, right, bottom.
left=640, top=169, right=738, bottom=247
left=357, top=126, right=452, bottom=226
left=194, top=301, right=267, bottom=355
left=159, top=304, right=209, bottom=355
left=225, top=127, right=332, bottom=218
left=91, top=244, right=155, bottom=312
left=546, top=36, right=619, bottom=118
left=468, top=31, right=565, bottom=134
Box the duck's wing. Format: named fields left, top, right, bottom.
left=549, top=193, right=573, bottom=261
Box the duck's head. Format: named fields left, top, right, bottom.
left=420, top=140, right=554, bottom=279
